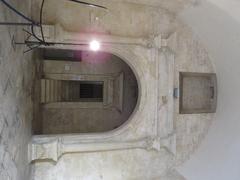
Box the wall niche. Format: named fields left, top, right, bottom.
left=179, top=72, right=217, bottom=114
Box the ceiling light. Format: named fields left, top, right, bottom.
left=89, top=40, right=100, bottom=51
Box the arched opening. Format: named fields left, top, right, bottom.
left=33, top=49, right=139, bottom=135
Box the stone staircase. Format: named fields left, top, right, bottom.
left=41, top=79, right=80, bottom=103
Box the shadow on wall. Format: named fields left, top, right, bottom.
left=178, top=1, right=240, bottom=180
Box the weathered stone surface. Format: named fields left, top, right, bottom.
left=0, top=1, right=36, bottom=179
left=0, top=0, right=217, bottom=180
left=30, top=22, right=215, bottom=180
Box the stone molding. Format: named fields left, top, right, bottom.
left=31, top=137, right=163, bottom=162
left=30, top=25, right=177, bottom=163
left=33, top=25, right=171, bottom=49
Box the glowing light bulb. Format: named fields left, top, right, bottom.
left=89, top=40, right=100, bottom=51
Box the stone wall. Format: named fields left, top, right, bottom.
left=0, top=1, right=36, bottom=180
left=0, top=0, right=218, bottom=179
left=29, top=1, right=216, bottom=180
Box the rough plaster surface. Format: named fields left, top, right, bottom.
left=32, top=0, right=178, bottom=38
left=178, top=1, right=240, bottom=180
left=97, top=0, right=196, bottom=14
left=32, top=149, right=175, bottom=180
left=30, top=1, right=216, bottom=179
left=0, top=1, right=35, bottom=179
left=173, top=24, right=215, bottom=165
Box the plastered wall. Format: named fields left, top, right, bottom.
left=179, top=1, right=240, bottom=180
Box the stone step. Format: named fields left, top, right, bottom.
left=41, top=79, right=82, bottom=103
left=41, top=79, right=63, bottom=103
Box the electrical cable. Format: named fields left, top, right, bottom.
left=68, top=0, right=107, bottom=10
left=0, top=0, right=107, bottom=52
left=30, top=25, right=43, bottom=43
left=0, top=0, right=39, bottom=25
left=39, top=0, right=45, bottom=43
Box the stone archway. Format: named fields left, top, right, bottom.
left=36, top=49, right=140, bottom=134
left=30, top=26, right=175, bottom=164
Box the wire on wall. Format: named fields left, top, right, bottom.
left=0, top=0, right=107, bottom=53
